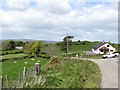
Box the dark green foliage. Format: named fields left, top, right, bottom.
left=62, top=35, right=74, bottom=53
left=39, top=53, right=50, bottom=59
left=1, top=50, right=23, bottom=55
left=24, top=41, right=44, bottom=57
left=2, top=40, right=15, bottom=50
left=15, top=41, right=25, bottom=46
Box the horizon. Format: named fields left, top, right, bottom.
left=1, top=38, right=118, bottom=44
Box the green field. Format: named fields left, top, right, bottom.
left=2, top=50, right=24, bottom=55
left=2, top=40, right=119, bottom=88
left=57, top=41, right=100, bottom=55
left=2, top=57, right=49, bottom=79
left=1, top=40, right=103, bottom=88
left=1, top=53, right=27, bottom=60
left=2, top=58, right=101, bottom=88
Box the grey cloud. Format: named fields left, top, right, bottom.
left=1, top=1, right=118, bottom=43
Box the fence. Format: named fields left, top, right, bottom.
left=1, top=63, right=46, bottom=88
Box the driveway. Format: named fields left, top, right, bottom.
left=87, top=58, right=118, bottom=88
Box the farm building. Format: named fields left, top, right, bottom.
left=15, top=46, right=23, bottom=50
left=92, top=42, right=116, bottom=54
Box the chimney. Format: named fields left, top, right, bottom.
left=102, top=40, right=105, bottom=43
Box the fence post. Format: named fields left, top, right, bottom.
left=0, top=76, right=3, bottom=89
left=6, top=75, right=9, bottom=88
left=34, top=63, right=41, bottom=84
left=23, top=67, right=27, bottom=80
left=17, top=72, right=21, bottom=87
left=34, top=63, right=41, bottom=77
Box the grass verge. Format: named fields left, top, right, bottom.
left=41, top=59, right=101, bottom=88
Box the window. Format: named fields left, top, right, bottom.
left=107, top=45, right=109, bottom=47
left=110, top=50, right=113, bottom=52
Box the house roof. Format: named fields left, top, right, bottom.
left=92, top=42, right=107, bottom=49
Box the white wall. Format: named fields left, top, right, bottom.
left=92, top=43, right=116, bottom=54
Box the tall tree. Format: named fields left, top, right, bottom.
left=24, top=41, right=44, bottom=57
left=62, top=35, right=74, bottom=56
left=2, top=40, right=15, bottom=50
left=15, top=41, right=24, bottom=46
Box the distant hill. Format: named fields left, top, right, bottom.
left=1, top=39, right=59, bottom=44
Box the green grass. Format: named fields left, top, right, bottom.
left=2, top=57, right=101, bottom=88
left=2, top=49, right=24, bottom=55
left=55, top=41, right=100, bottom=55
left=41, top=59, right=101, bottom=88
left=69, top=42, right=99, bottom=52
left=2, top=57, right=49, bottom=80
left=1, top=53, right=27, bottom=60
left=82, top=55, right=103, bottom=59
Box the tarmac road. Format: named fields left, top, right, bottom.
left=89, top=58, right=118, bottom=88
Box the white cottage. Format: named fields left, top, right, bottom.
left=92, top=42, right=116, bottom=54
left=15, top=46, right=23, bottom=50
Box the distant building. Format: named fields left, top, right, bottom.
left=92, top=42, right=116, bottom=54
left=15, top=46, right=23, bottom=50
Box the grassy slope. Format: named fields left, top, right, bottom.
left=56, top=41, right=119, bottom=55
left=40, top=59, right=101, bottom=88
left=1, top=53, right=27, bottom=60
left=57, top=41, right=100, bottom=54
left=2, top=57, right=49, bottom=79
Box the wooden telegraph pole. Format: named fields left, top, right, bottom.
left=66, top=33, right=68, bottom=58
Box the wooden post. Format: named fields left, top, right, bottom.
left=66, top=33, right=68, bottom=58
left=34, top=63, right=41, bottom=77
left=23, top=67, right=27, bottom=80
left=6, top=75, right=9, bottom=88
left=34, top=63, right=41, bottom=84
left=0, top=76, right=3, bottom=89
left=18, top=73, right=21, bottom=87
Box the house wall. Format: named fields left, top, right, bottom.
left=15, top=46, right=23, bottom=50
left=92, top=49, right=100, bottom=54
left=92, top=43, right=116, bottom=54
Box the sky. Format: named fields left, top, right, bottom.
left=0, top=0, right=119, bottom=43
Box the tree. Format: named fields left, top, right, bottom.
left=63, top=36, right=74, bottom=45
left=24, top=42, right=35, bottom=57
left=43, top=44, right=60, bottom=58
left=24, top=41, right=43, bottom=57
left=15, top=41, right=24, bottom=46
left=31, top=41, right=41, bottom=57
left=2, top=40, right=15, bottom=50
left=62, top=35, right=74, bottom=56
left=78, top=40, right=81, bottom=43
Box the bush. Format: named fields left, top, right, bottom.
left=2, top=50, right=24, bottom=55
left=39, top=53, right=50, bottom=59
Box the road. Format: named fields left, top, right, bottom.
left=71, top=57, right=118, bottom=88
left=84, top=58, right=118, bottom=88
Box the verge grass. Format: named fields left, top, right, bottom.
left=42, top=59, right=101, bottom=88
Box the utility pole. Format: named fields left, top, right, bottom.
left=66, top=33, right=68, bottom=58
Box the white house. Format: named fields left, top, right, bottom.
left=92, top=42, right=116, bottom=54
left=15, top=46, right=23, bottom=50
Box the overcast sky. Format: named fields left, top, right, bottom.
left=0, top=0, right=119, bottom=43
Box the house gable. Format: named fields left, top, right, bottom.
left=92, top=42, right=116, bottom=54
